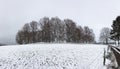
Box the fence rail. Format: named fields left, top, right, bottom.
left=110, top=45, right=120, bottom=66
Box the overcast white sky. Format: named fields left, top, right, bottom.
left=0, top=0, right=120, bottom=44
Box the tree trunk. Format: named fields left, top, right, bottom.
left=103, top=48, right=106, bottom=65
left=118, top=40, right=119, bottom=46
left=106, top=38, right=108, bottom=45
left=118, top=37, right=119, bottom=46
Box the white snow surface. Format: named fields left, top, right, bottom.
left=0, top=44, right=107, bottom=69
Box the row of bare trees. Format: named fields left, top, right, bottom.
left=16, top=17, right=95, bottom=44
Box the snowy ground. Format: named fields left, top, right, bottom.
left=0, top=44, right=107, bottom=69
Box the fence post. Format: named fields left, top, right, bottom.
left=103, top=48, right=106, bottom=65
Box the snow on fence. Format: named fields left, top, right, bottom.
left=110, top=46, right=120, bottom=67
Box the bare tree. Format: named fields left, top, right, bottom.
left=83, top=26, right=95, bottom=43
left=16, top=23, right=32, bottom=44
left=50, top=17, right=65, bottom=42
left=16, top=30, right=25, bottom=44
left=22, top=23, right=31, bottom=43
left=39, top=17, right=51, bottom=42
left=30, top=21, right=38, bottom=43
left=78, top=26, right=84, bottom=43
left=99, top=27, right=110, bottom=44
left=64, top=19, right=77, bottom=42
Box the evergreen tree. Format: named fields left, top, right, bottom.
left=110, top=16, right=120, bottom=46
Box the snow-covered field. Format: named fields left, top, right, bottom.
left=0, top=44, right=107, bottom=69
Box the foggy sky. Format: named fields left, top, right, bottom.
left=0, top=0, right=120, bottom=44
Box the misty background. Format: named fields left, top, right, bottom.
left=0, top=0, right=120, bottom=44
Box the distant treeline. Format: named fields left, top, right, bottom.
left=16, top=17, right=95, bottom=44
left=0, top=43, right=6, bottom=46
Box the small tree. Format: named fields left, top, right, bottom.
left=99, top=27, right=110, bottom=44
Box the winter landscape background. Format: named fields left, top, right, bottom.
left=1, top=0, right=120, bottom=69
